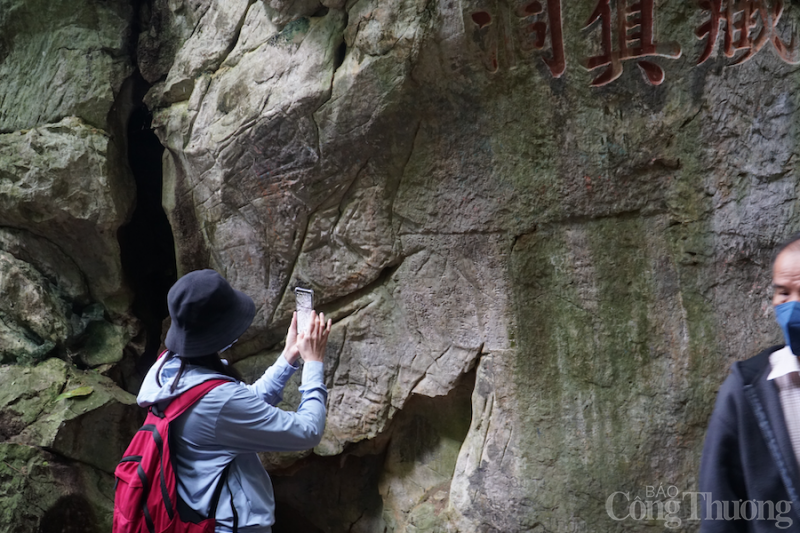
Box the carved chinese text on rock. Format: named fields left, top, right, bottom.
left=466, top=0, right=566, bottom=77
left=463, top=0, right=800, bottom=85
left=583, top=0, right=682, bottom=86
left=696, top=0, right=799, bottom=65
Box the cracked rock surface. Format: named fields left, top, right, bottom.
left=0, top=359, right=141, bottom=530
left=0, top=0, right=138, bottom=369
left=2, top=0, right=800, bottom=531
left=141, top=0, right=800, bottom=531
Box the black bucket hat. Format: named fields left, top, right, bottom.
left=165, top=269, right=256, bottom=358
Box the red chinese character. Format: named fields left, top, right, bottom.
left=515, top=0, right=566, bottom=77
left=467, top=0, right=566, bottom=77
left=696, top=0, right=798, bottom=65
left=583, top=0, right=682, bottom=86
left=468, top=3, right=512, bottom=73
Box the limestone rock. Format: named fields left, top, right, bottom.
left=0, top=227, right=135, bottom=365
left=448, top=351, right=528, bottom=533
left=0, top=118, right=135, bottom=309
left=142, top=0, right=800, bottom=525
left=3, top=0, right=800, bottom=530
left=150, top=7, right=348, bottom=339
left=0, top=249, right=71, bottom=364
left=79, top=320, right=129, bottom=367
left=0, top=443, right=114, bottom=533
left=0, top=0, right=139, bottom=369
left=379, top=376, right=472, bottom=533
left=0, top=117, right=137, bottom=364
left=0, top=260, right=133, bottom=368
left=143, top=1, right=800, bottom=531
left=0, top=358, right=142, bottom=473
left=309, top=234, right=507, bottom=455
left=160, top=0, right=252, bottom=103
left=136, top=0, right=195, bottom=84
left=0, top=0, right=133, bottom=132
left=0, top=228, right=89, bottom=305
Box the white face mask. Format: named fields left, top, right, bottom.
left=220, top=338, right=238, bottom=353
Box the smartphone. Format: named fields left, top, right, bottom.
left=294, top=287, right=314, bottom=334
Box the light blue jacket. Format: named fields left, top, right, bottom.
left=137, top=354, right=327, bottom=533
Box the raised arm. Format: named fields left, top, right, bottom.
left=218, top=311, right=332, bottom=452
left=245, top=312, right=304, bottom=406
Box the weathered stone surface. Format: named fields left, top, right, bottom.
left=0, top=249, right=72, bottom=363
left=449, top=351, right=523, bottom=532
left=146, top=0, right=505, bottom=465
left=0, top=358, right=142, bottom=473
left=0, top=0, right=140, bottom=370
left=159, top=0, right=252, bottom=103
left=3, top=0, right=800, bottom=530
left=0, top=228, right=89, bottom=305
left=0, top=443, right=113, bottom=533
left=0, top=117, right=137, bottom=363
left=137, top=0, right=800, bottom=531
left=79, top=320, right=129, bottom=367
left=136, top=0, right=196, bottom=84
left=307, top=234, right=507, bottom=456
left=0, top=118, right=135, bottom=307
left=0, top=2, right=146, bottom=532
left=0, top=0, right=133, bottom=132
left=0, top=228, right=133, bottom=366
left=379, top=375, right=472, bottom=533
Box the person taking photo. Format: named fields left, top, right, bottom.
left=136, top=269, right=331, bottom=533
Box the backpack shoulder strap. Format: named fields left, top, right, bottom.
left=161, top=379, right=231, bottom=421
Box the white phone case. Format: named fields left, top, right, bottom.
left=294, top=288, right=314, bottom=334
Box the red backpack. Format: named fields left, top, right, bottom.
left=113, top=379, right=234, bottom=533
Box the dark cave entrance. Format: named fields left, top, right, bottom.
left=269, top=365, right=477, bottom=533
left=273, top=504, right=327, bottom=533
left=117, top=71, right=177, bottom=375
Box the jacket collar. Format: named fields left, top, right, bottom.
left=735, top=345, right=783, bottom=386
left=768, top=346, right=800, bottom=380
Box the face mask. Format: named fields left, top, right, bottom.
left=775, top=302, right=800, bottom=353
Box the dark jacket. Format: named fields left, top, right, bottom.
left=700, top=345, right=800, bottom=532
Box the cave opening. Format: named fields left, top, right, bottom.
left=273, top=503, right=327, bottom=533
left=117, top=71, right=177, bottom=375
left=37, top=494, right=100, bottom=533
left=271, top=450, right=387, bottom=533
left=269, top=365, right=477, bottom=533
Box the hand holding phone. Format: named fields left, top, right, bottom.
left=292, top=288, right=331, bottom=363
left=296, top=310, right=332, bottom=363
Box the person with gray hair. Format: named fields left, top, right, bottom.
left=699, top=235, right=800, bottom=532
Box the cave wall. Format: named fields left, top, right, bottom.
left=1, top=0, right=799, bottom=531
left=0, top=0, right=147, bottom=529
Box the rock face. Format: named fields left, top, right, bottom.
left=0, top=0, right=138, bottom=366
left=0, top=359, right=141, bottom=531
left=0, top=1, right=146, bottom=531
left=0, top=443, right=113, bottom=533
left=0, top=359, right=142, bottom=472
left=2, top=0, right=800, bottom=531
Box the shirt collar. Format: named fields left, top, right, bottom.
left=768, top=346, right=800, bottom=380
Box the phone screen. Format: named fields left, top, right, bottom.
left=294, top=288, right=314, bottom=334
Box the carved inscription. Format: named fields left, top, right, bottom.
left=583, top=0, right=681, bottom=86
left=465, top=0, right=799, bottom=85
left=467, top=0, right=565, bottom=77
left=696, top=0, right=798, bottom=65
